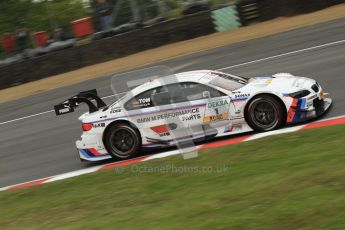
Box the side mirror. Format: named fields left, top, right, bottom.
left=202, top=91, right=211, bottom=99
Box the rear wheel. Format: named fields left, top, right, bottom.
left=104, top=123, right=140, bottom=159
left=246, top=95, right=285, bottom=132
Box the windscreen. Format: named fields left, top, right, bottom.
left=209, top=72, right=248, bottom=91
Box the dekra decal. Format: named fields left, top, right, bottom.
left=208, top=100, right=229, bottom=108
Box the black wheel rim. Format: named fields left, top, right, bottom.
left=110, top=128, right=135, bottom=156
left=251, top=100, right=278, bottom=129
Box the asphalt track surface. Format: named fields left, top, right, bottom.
left=1, top=18, right=345, bottom=187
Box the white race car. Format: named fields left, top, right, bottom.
left=54, top=70, right=332, bottom=161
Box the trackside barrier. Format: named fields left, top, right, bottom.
left=1, top=1, right=344, bottom=90
left=237, top=0, right=260, bottom=26
left=211, top=5, right=242, bottom=32
left=0, top=11, right=214, bottom=90
left=211, top=0, right=260, bottom=33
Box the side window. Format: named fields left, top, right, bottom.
left=125, top=88, right=158, bottom=110
left=125, top=83, right=226, bottom=110
left=169, top=82, right=226, bottom=103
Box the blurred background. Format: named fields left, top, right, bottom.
left=0, top=0, right=343, bottom=89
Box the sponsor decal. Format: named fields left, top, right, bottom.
left=150, top=123, right=177, bottom=137
left=234, top=93, right=250, bottom=98
left=138, top=98, right=151, bottom=105
left=59, top=107, right=71, bottom=113
left=132, top=97, right=151, bottom=108
left=150, top=125, right=170, bottom=137
left=93, top=123, right=106, bottom=128
left=233, top=93, right=250, bottom=102
left=110, top=107, right=122, bottom=114
left=203, top=113, right=229, bottom=124
left=233, top=124, right=242, bottom=131
left=287, top=98, right=308, bottom=123
left=138, top=117, right=150, bottom=123
left=182, top=114, right=201, bottom=121
left=208, top=100, right=229, bottom=108
left=265, top=79, right=272, bottom=84
left=151, top=124, right=169, bottom=133
left=137, top=108, right=200, bottom=124
left=159, top=132, right=170, bottom=137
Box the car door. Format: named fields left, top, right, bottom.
left=123, top=85, right=200, bottom=145
left=203, top=94, right=232, bottom=128
left=158, top=82, right=208, bottom=139
left=163, top=82, right=233, bottom=138
left=124, top=82, right=232, bottom=145
left=183, top=83, right=233, bottom=131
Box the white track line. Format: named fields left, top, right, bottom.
left=1, top=38, right=345, bottom=126
left=0, top=93, right=124, bottom=126
left=218, top=39, right=345, bottom=70
left=0, top=110, right=54, bottom=125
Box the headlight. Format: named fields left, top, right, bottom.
left=288, top=90, right=310, bottom=98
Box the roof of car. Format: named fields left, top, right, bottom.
left=131, top=70, right=215, bottom=95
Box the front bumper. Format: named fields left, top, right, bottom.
left=287, top=95, right=332, bottom=123
left=314, top=97, right=332, bottom=117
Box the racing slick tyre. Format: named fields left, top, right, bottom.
left=104, top=123, right=141, bottom=159
left=246, top=95, right=285, bottom=132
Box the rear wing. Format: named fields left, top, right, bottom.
left=54, top=89, right=107, bottom=116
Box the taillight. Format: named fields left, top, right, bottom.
left=82, top=123, right=93, bottom=131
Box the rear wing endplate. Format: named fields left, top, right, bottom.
left=54, top=89, right=107, bottom=116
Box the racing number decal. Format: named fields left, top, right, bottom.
left=203, top=108, right=229, bottom=124
left=204, top=97, right=231, bottom=125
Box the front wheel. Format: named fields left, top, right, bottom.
left=104, top=123, right=140, bottom=159
left=246, top=95, right=285, bottom=132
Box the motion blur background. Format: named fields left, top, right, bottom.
left=0, top=0, right=344, bottom=90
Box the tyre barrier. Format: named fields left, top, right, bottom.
left=237, top=0, right=260, bottom=26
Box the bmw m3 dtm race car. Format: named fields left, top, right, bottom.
left=54, top=70, right=332, bottom=161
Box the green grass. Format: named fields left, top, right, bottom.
left=1, top=125, right=345, bottom=230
